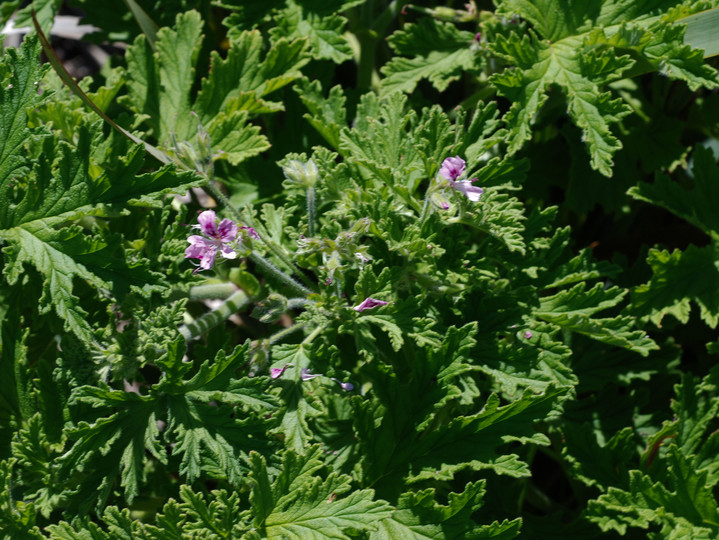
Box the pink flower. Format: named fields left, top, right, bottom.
left=524, top=331, right=533, bottom=339
left=439, top=156, right=465, bottom=181
left=450, top=179, right=484, bottom=202
left=185, top=210, right=238, bottom=271
left=353, top=297, right=389, bottom=312
left=439, top=156, right=483, bottom=202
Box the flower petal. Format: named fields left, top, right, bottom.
left=241, top=226, right=260, bottom=239
left=197, top=210, right=218, bottom=236
left=220, top=244, right=237, bottom=260
left=270, top=363, right=292, bottom=379
left=217, top=218, right=237, bottom=242
left=353, top=297, right=389, bottom=312
left=440, top=156, right=466, bottom=181
left=450, top=179, right=483, bottom=202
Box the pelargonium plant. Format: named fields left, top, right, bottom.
left=2, top=1, right=719, bottom=538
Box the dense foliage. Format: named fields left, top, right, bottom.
left=1, top=0, right=719, bottom=538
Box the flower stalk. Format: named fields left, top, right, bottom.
left=178, top=289, right=254, bottom=340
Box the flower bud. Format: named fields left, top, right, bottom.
left=282, top=159, right=319, bottom=188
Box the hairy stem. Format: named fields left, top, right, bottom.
left=179, top=289, right=253, bottom=340
left=306, top=186, right=316, bottom=237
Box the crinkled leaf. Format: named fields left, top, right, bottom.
left=631, top=244, right=719, bottom=328
left=588, top=445, right=719, bottom=538
left=381, top=18, right=478, bottom=94
left=491, top=0, right=719, bottom=175
left=249, top=447, right=393, bottom=539
left=373, top=482, right=521, bottom=539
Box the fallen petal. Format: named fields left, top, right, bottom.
left=353, top=297, right=390, bottom=312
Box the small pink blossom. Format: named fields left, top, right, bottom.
left=524, top=331, right=533, bottom=339
left=439, top=156, right=465, bottom=181
left=185, top=210, right=238, bottom=271
left=353, top=297, right=389, bottom=312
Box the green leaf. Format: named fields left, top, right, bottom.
left=381, top=18, right=478, bottom=94
left=269, top=0, right=352, bottom=63
left=629, top=145, right=719, bottom=237
left=295, top=79, right=347, bottom=149
left=249, top=447, right=393, bottom=539
left=588, top=445, right=719, bottom=538
left=683, top=7, right=719, bottom=59
left=59, top=385, right=161, bottom=510
left=491, top=0, right=719, bottom=176
left=193, top=29, right=309, bottom=123
left=0, top=38, right=47, bottom=217
left=0, top=126, right=197, bottom=343
left=372, top=482, right=522, bottom=539
left=10, top=415, right=65, bottom=518
left=207, top=111, right=271, bottom=166
left=123, top=0, right=159, bottom=51
left=269, top=343, right=324, bottom=453
left=490, top=30, right=632, bottom=176
left=0, top=459, right=44, bottom=539
left=655, top=368, right=719, bottom=487
left=476, top=323, right=577, bottom=396
left=160, top=343, right=272, bottom=484
left=125, top=12, right=308, bottom=165
left=535, top=282, right=658, bottom=355
left=155, top=10, right=203, bottom=141
left=46, top=506, right=141, bottom=539
left=562, top=424, right=635, bottom=490
left=631, top=244, right=719, bottom=328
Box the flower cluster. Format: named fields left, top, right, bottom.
left=185, top=210, right=258, bottom=272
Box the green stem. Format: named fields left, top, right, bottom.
left=249, top=251, right=314, bottom=297
left=372, top=0, right=401, bottom=34
left=356, top=28, right=378, bottom=92
left=354, top=0, right=377, bottom=92
left=187, top=282, right=238, bottom=300
left=419, top=195, right=431, bottom=224
left=287, top=298, right=313, bottom=309
left=179, top=289, right=253, bottom=340
left=302, top=322, right=329, bottom=345
left=306, top=186, right=316, bottom=237
left=269, top=324, right=305, bottom=345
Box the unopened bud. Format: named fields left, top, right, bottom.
left=282, top=159, right=319, bottom=188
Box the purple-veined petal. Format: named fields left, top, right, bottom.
left=185, top=235, right=218, bottom=270
left=217, top=218, right=237, bottom=242
left=439, top=156, right=465, bottom=181
left=197, top=210, right=218, bottom=236
left=353, top=297, right=389, bottom=312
